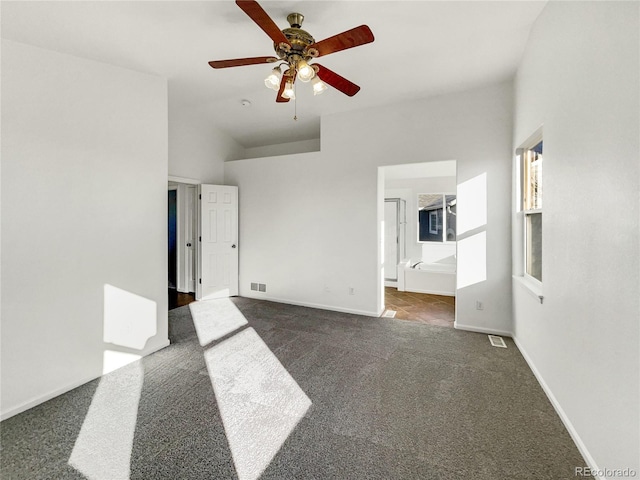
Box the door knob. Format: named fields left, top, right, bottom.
left=231, top=244, right=237, bottom=248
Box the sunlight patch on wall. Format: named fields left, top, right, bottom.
left=68, top=361, right=143, bottom=479
left=189, top=298, right=248, bottom=346
left=103, top=284, right=156, bottom=350
left=204, top=327, right=311, bottom=480
left=457, top=173, right=487, bottom=235
left=457, top=231, right=487, bottom=289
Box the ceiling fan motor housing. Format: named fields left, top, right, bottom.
left=275, top=12, right=318, bottom=65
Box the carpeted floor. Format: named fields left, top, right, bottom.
left=1, top=297, right=589, bottom=479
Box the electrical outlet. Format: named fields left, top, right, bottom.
left=349, top=287, right=355, bottom=295
left=475, top=300, right=484, bottom=310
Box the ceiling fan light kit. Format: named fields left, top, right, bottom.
left=282, top=79, right=295, bottom=100
left=296, top=59, right=315, bottom=82
left=312, top=76, right=327, bottom=96
left=209, top=0, right=374, bottom=104
left=264, top=66, right=282, bottom=90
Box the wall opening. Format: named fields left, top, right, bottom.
left=379, top=160, right=457, bottom=327
left=168, top=182, right=197, bottom=310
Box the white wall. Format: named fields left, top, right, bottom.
left=385, top=176, right=457, bottom=263
left=243, top=138, right=320, bottom=160
left=225, top=81, right=513, bottom=333
left=1, top=40, right=170, bottom=418
left=512, top=2, right=639, bottom=475
left=168, top=104, right=243, bottom=184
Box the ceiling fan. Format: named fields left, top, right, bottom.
left=208, top=0, right=375, bottom=102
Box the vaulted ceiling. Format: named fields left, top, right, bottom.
left=1, top=1, right=546, bottom=148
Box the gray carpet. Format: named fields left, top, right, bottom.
left=1, top=297, right=588, bottom=479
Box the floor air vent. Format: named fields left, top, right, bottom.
left=488, top=335, right=507, bottom=348
left=382, top=310, right=396, bottom=318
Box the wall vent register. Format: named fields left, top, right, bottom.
left=488, top=335, right=507, bottom=348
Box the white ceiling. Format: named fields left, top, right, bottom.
left=1, top=1, right=546, bottom=148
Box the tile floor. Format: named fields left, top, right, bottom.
left=384, top=287, right=455, bottom=328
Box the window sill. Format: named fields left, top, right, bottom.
left=513, top=275, right=544, bottom=304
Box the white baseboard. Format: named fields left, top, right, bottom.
left=0, top=339, right=170, bottom=421
left=242, top=293, right=380, bottom=318
left=453, top=322, right=512, bottom=337
left=512, top=336, right=603, bottom=480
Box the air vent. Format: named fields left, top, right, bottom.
left=488, top=335, right=507, bottom=348
left=251, top=283, right=259, bottom=291
left=382, top=310, right=396, bottom=318
left=258, top=283, right=266, bottom=292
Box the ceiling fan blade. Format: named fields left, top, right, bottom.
left=236, top=0, right=290, bottom=47
left=315, top=64, right=361, bottom=97
left=310, top=25, right=374, bottom=57
left=276, top=74, right=290, bottom=103
left=208, top=56, right=278, bottom=69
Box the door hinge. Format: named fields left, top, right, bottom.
left=199, top=236, right=201, bottom=242
left=199, top=194, right=201, bottom=200
left=199, top=278, right=201, bottom=284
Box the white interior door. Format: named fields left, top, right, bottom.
left=175, top=184, right=197, bottom=293
left=184, top=185, right=196, bottom=292
left=197, top=185, right=239, bottom=300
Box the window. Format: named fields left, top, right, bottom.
left=418, top=193, right=456, bottom=242
left=521, top=139, right=543, bottom=282
left=429, top=211, right=438, bottom=234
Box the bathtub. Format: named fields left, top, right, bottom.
left=397, top=258, right=456, bottom=296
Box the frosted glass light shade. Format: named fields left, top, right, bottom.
left=282, top=80, right=295, bottom=99
left=312, top=77, right=327, bottom=95
left=264, top=67, right=281, bottom=91
left=297, top=60, right=315, bottom=82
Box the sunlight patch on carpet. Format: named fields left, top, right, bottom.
left=68, top=362, right=143, bottom=479
left=204, top=327, right=311, bottom=480
left=190, top=298, right=248, bottom=346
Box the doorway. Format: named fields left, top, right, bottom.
left=380, top=161, right=457, bottom=328
left=167, top=181, right=240, bottom=307
left=168, top=188, right=177, bottom=289
left=168, top=181, right=197, bottom=310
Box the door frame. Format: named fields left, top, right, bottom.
left=168, top=181, right=198, bottom=294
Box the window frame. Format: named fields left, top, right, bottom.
left=417, top=192, right=456, bottom=244
left=517, top=134, right=543, bottom=287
